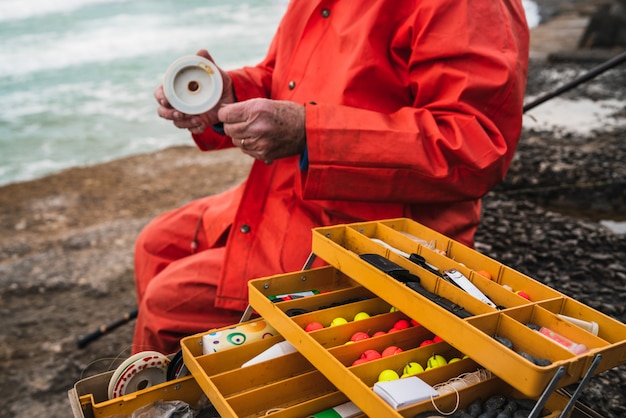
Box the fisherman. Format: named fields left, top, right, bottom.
left=133, top=0, right=530, bottom=355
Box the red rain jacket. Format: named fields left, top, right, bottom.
left=190, top=0, right=529, bottom=311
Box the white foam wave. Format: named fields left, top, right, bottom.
left=0, top=5, right=280, bottom=78
left=0, top=0, right=130, bottom=22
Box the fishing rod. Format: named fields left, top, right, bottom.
left=506, top=50, right=626, bottom=197
left=77, top=309, right=138, bottom=349
left=523, top=50, right=626, bottom=113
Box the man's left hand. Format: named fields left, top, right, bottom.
left=217, top=98, right=306, bottom=162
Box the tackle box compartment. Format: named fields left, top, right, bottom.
left=68, top=372, right=205, bottom=418
left=180, top=317, right=350, bottom=417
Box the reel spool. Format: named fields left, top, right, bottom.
left=107, top=351, right=170, bottom=400
left=163, top=55, right=223, bottom=115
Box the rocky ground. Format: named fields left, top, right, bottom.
left=1, top=2, right=625, bottom=417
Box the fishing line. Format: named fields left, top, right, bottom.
left=79, top=344, right=134, bottom=379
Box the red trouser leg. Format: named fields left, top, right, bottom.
left=132, top=246, right=242, bottom=354
left=132, top=197, right=241, bottom=355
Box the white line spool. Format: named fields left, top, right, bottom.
left=163, top=55, right=223, bottom=115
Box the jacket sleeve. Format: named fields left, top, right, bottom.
left=302, top=0, right=530, bottom=204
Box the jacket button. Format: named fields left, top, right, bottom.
left=288, top=80, right=296, bottom=90
left=240, top=224, right=251, bottom=233
left=321, top=8, right=330, bottom=18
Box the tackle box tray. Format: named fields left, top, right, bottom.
left=180, top=317, right=351, bottom=417
left=181, top=313, right=575, bottom=418
left=68, top=372, right=206, bottom=418
left=301, top=218, right=626, bottom=398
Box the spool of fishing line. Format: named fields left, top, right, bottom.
left=107, top=351, right=170, bottom=400
left=163, top=55, right=223, bottom=115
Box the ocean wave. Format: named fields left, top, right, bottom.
left=0, top=5, right=279, bottom=79
left=0, top=0, right=130, bottom=22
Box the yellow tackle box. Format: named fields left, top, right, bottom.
left=71, top=217, right=624, bottom=417
left=72, top=316, right=595, bottom=418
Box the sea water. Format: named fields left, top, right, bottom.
left=0, top=0, right=288, bottom=186
left=0, top=0, right=539, bottom=187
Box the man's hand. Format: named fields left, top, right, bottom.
left=218, top=98, right=306, bottom=163
left=154, top=49, right=235, bottom=135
